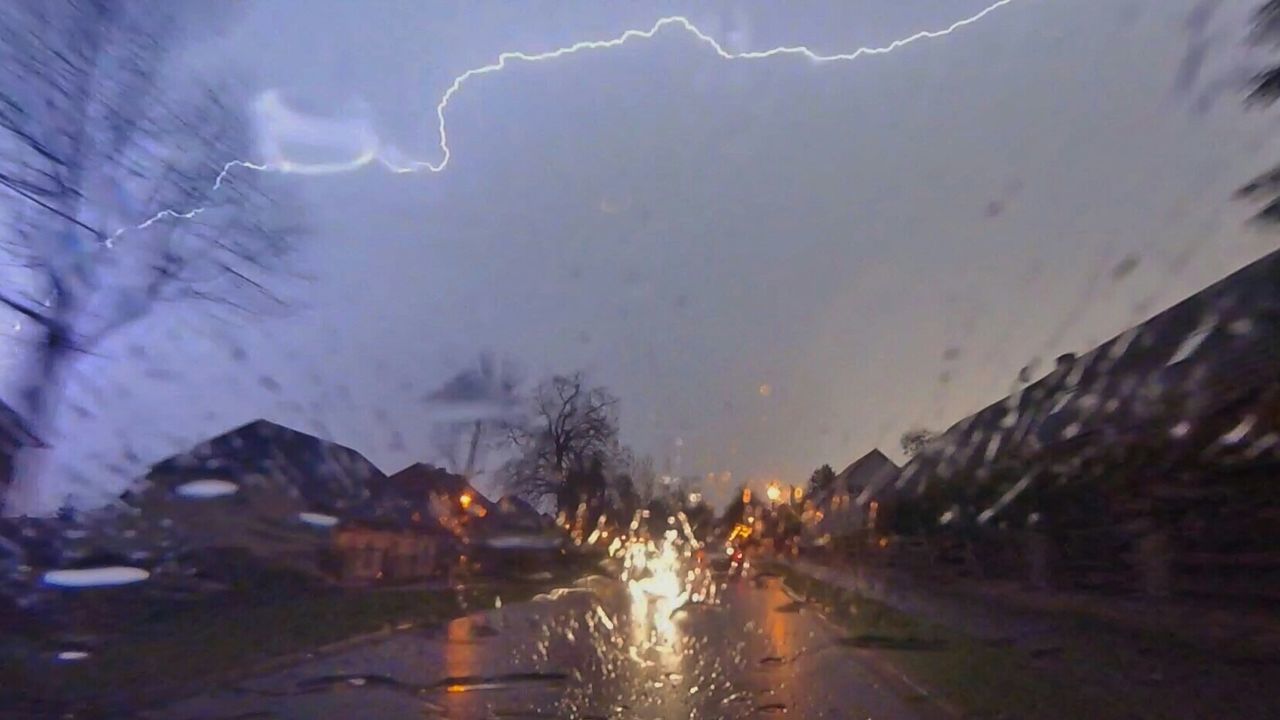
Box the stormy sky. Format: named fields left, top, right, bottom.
left=9, top=0, right=1280, bottom=511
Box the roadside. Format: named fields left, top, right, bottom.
left=0, top=556, right=604, bottom=719
left=790, top=554, right=1280, bottom=656
left=772, top=556, right=1280, bottom=720
left=2, top=583, right=522, bottom=718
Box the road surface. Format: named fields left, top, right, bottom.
left=147, top=570, right=944, bottom=720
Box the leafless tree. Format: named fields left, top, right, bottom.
left=1239, top=1, right=1280, bottom=222
left=501, top=372, right=623, bottom=511
left=0, top=1, right=298, bottom=508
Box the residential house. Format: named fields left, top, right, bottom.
left=896, top=246, right=1280, bottom=598
left=138, top=418, right=386, bottom=512
left=371, top=462, right=493, bottom=534
left=471, top=494, right=565, bottom=575
left=130, top=419, right=389, bottom=579
left=333, top=519, right=448, bottom=585
left=810, top=449, right=900, bottom=541
left=492, top=494, right=550, bottom=533
left=360, top=462, right=500, bottom=572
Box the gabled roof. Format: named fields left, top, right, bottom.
left=497, top=494, right=539, bottom=517
left=377, top=463, right=495, bottom=511
left=491, top=494, right=549, bottom=532
left=899, top=245, right=1280, bottom=495
left=813, top=449, right=900, bottom=509
left=145, top=419, right=384, bottom=512
left=835, top=449, right=899, bottom=492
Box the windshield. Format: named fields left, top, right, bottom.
left=1, top=1, right=1278, bottom=719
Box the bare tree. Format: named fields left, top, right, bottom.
left=501, top=372, right=623, bottom=514
left=0, top=1, right=297, bottom=508
left=1239, top=1, right=1280, bottom=222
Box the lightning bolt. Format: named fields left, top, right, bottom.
left=128, top=0, right=1022, bottom=238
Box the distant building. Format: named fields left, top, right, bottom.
left=809, top=449, right=900, bottom=540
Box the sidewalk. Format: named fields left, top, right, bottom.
left=787, top=557, right=1058, bottom=645
left=782, top=554, right=1280, bottom=720
left=787, top=555, right=1280, bottom=654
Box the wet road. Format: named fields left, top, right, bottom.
left=148, top=572, right=941, bottom=720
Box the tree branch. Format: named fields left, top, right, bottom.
left=0, top=174, right=103, bottom=240
left=0, top=290, right=53, bottom=327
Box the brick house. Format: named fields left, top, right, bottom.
left=333, top=520, right=447, bottom=584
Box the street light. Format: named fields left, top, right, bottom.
left=765, top=483, right=782, bottom=504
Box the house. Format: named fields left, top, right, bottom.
left=332, top=519, right=448, bottom=585
left=902, top=247, right=1280, bottom=496
left=0, top=398, right=43, bottom=492
left=130, top=419, right=390, bottom=579
left=810, top=449, right=900, bottom=541
left=895, top=247, right=1280, bottom=598
left=371, top=462, right=493, bottom=536
left=361, top=462, right=504, bottom=572
left=126, top=424, right=480, bottom=587
left=492, top=494, right=550, bottom=533
left=139, top=418, right=385, bottom=512
left=470, top=495, right=565, bottom=575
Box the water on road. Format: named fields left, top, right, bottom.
left=146, top=569, right=941, bottom=720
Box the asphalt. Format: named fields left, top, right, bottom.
left=143, top=570, right=944, bottom=720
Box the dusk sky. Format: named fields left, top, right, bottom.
left=8, top=0, right=1280, bottom=512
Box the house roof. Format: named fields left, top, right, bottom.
left=813, top=449, right=900, bottom=509
left=144, top=419, right=384, bottom=512
left=835, top=449, right=899, bottom=492
left=898, top=246, right=1280, bottom=497
left=497, top=494, right=539, bottom=517
left=377, top=463, right=495, bottom=511
left=490, top=494, right=549, bottom=532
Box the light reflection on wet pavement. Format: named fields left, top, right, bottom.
left=144, top=571, right=935, bottom=720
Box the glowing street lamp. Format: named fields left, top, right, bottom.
left=765, top=483, right=782, bottom=504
